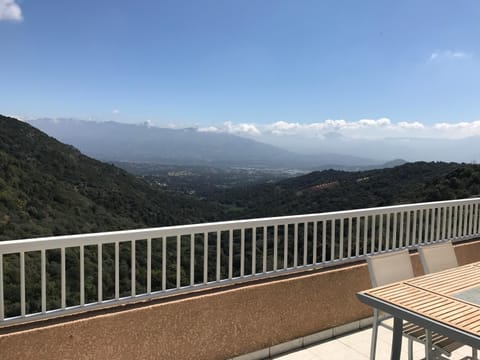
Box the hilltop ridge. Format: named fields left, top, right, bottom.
left=212, top=161, right=480, bottom=218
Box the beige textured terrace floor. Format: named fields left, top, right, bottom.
left=272, top=326, right=476, bottom=360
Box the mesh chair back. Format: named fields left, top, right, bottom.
left=367, top=249, right=414, bottom=287
left=418, top=240, right=458, bottom=274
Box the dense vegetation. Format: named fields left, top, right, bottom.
left=128, top=161, right=480, bottom=220
left=213, top=162, right=480, bottom=219
left=0, top=115, right=221, bottom=241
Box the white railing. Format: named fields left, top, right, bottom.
left=1, top=198, right=479, bottom=327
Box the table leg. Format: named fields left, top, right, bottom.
left=391, top=317, right=403, bottom=360
left=425, top=329, right=433, bottom=360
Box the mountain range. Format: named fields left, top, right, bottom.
left=261, top=132, right=480, bottom=163
left=27, top=118, right=379, bottom=169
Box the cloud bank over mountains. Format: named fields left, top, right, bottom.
left=26, top=116, right=480, bottom=164
left=198, top=118, right=480, bottom=140
left=195, top=118, right=480, bottom=163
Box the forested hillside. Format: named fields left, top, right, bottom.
left=0, top=115, right=220, bottom=240
left=214, top=162, right=480, bottom=219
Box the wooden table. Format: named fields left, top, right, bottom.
left=357, top=261, right=480, bottom=360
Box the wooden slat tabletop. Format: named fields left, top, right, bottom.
left=407, top=264, right=480, bottom=295
left=363, top=262, right=480, bottom=337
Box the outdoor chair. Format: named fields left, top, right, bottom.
left=367, top=249, right=463, bottom=360
left=418, top=240, right=458, bottom=274
left=418, top=241, right=478, bottom=360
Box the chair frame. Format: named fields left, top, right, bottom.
left=367, top=250, right=416, bottom=360
left=367, top=249, right=462, bottom=360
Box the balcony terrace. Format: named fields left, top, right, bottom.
left=1, top=198, right=480, bottom=359
left=270, top=325, right=476, bottom=360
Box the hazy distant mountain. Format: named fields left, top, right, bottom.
left=27, top=118, right=378, bottom=170
left=381, top=158, right=408, bottom=168
left=260, top=132, right=480, bottom=163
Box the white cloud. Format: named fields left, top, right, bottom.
left=224, top=121, right=261, bottom=135
left=429, top=50, right=471, bottom=61
left=358, top=118, right=391, bottom=127
left=193, top=118, right=480, bottom=141
left=197, top=121, right=260, bottom=136
left=198, top=126, right=221, bottom=133
left=0, top=0, right=23, bottom=21
left=267, top=121, right=302, bottom=135
left=434, top=121, right=480, bottom=130
left=433, top=121, right=480, bottom=138
left=112, top=109, right=120, bottom=115
left=266, top=118, right=398, bottom=137
left=398, top=121, right=424, bottom=129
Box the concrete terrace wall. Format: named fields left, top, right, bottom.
left=1, top=239, right=479, bottom=360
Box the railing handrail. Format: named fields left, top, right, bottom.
left=1, top=197, right=480, bottom=327
left=2, top=197, right=479, bottom=253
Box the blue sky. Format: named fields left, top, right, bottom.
left=1, top=0, right=480, bottom=139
